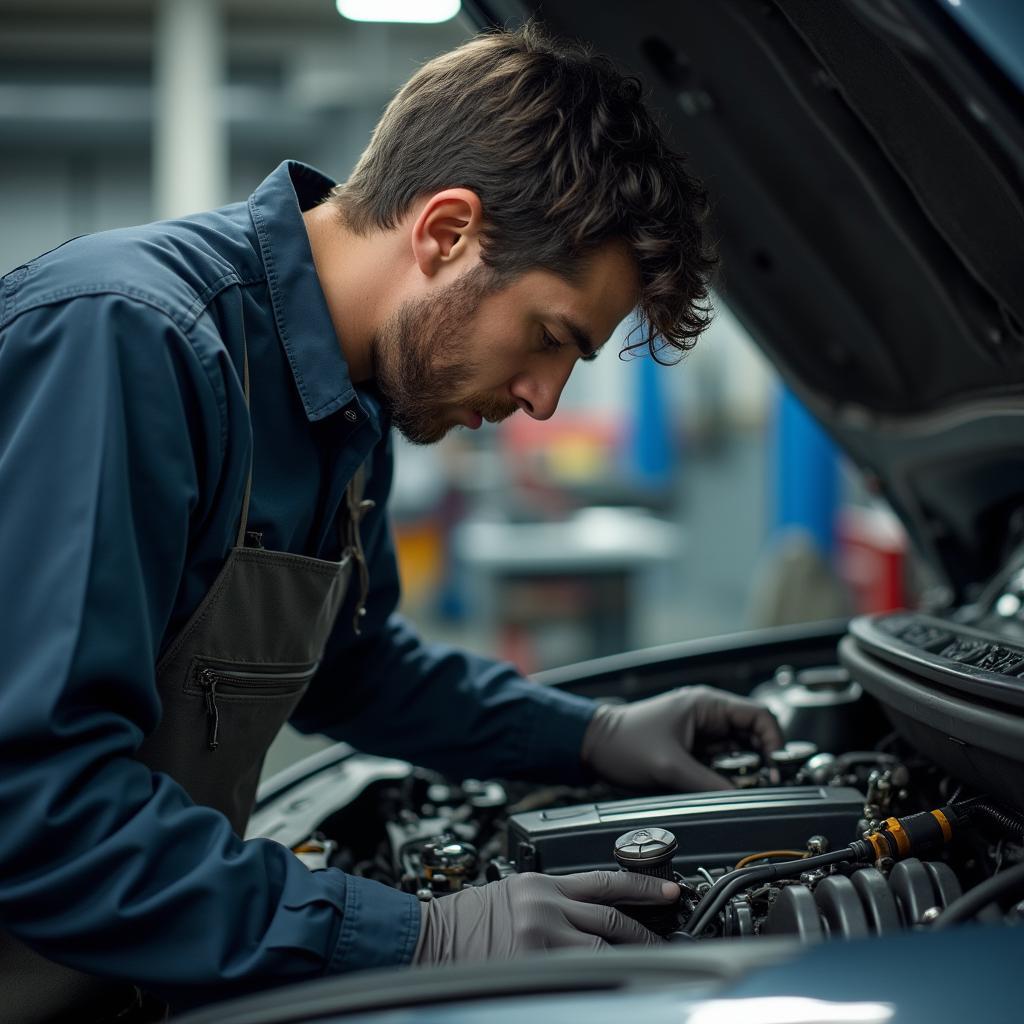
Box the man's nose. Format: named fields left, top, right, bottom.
left=510, top=363, right=573, bottom=421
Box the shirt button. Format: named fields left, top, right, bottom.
left=343, top=408, right=359, bottom=422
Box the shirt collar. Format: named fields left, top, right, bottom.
left=248, top=160, right=356, bottom=422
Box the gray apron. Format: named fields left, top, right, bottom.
left=2, top=346, right=374, bottom=1022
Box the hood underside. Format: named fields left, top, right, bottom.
left=466, top=0, right=1024, bottom=600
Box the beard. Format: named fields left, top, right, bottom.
left=370, top=264, right=519, bottom=445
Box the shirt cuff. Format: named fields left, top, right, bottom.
left=328, top=873, right=421, bottom=974
left=520, top=684, right=599, bottom=785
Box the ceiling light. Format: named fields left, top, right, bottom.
left=336, top=0, right=462, bottom=23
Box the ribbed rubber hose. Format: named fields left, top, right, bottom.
left=950, top=797, right=1024, bottom=840
left=684, top=799, right=1024, bottom=936
left=970, top=803, right=1024, bottom=840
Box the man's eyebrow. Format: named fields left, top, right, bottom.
left=556, top=314, right=598, bottom=360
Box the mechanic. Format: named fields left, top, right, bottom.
left=0, top=23, right=782, bottom=1021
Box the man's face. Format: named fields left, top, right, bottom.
left=370, top=242, right=640, bottom=445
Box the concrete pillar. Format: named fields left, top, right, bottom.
left=153, top=0, right=226, bottom=219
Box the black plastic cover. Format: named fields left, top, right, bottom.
left=506, top=787, right=865, bottom=875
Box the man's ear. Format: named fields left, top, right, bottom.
left=410, top=189, right=484, bottom=278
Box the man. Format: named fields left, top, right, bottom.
left=0, top=23, right=781, bottom=1020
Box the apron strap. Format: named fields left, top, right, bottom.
left=235, top=311, right=255, bottom=549
left=231, top=292, right=371, bottom=629
left=343, top=463, right=374, bottom=634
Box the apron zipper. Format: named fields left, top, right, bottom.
left=199, top=669, right=221, bottom=750
left=197, top=665, right=318, bottom=751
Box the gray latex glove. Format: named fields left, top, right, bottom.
left=581, top=685, right=784, bottom=792
left=413, top=870, right=679, bottom=964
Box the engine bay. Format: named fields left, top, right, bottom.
left=250, top=612, right=1024, bottom=945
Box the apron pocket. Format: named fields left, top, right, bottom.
left=187, top=662, right=319, bottom=752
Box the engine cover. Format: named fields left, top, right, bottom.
left=506, top=786, right=864, bottom=875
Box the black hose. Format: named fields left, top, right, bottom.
left=970, top=802, right=1024, bottom=841
left=683, top=798, right=1024, bottom=936
left=682, top=846, right=860, bottom=936
left=951, top=795, right=985, bottom=815
left=681, top=864, right=771, bottom=937
left=682, top=867, right=776, bottom=937
left=932, top=861, right=1024, bottom=930
left=950, top=797, right=1024, bottom=840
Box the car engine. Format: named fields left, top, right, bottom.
left=249, top=613, right=1024, bottom=943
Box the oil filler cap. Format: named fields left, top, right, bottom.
left=614, top=827, right=678, bottom=878
left=613, top=828, right=681, bottom=930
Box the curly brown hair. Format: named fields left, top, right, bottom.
left=329, top=22, right=717, bottom=362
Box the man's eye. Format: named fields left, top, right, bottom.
left=541, top=330, right=562, bottom=352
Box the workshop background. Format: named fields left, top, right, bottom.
left=0, top=0, right=908, bottom=775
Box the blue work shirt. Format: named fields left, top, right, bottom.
left=0, top=161, right=598, bottom=1008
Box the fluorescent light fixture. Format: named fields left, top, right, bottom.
left=688, top=998, right=895, bottom=1024
left=336, top=0, right=462, bottom=23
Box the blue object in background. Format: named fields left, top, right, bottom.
left=773, top=386, right=839, bottom=554
left=628, top=347, right=675, bottom=492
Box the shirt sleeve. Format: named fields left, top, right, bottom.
left=291, top=430, right=599, bottom=783
left=0, top=294, right=418, bottom=1011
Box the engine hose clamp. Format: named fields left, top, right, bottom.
left=931, top=808, right=954, bottom=843
left=862, top=831, right=891, bottom=861
left=883, top=817, right=911, bottom=858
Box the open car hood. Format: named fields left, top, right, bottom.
left=465, top=0, right=1024, bottom=603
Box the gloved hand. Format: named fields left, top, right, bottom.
left=581, top=685, right=783, bottom=792
left=413, top=870, right=679, bottom=964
